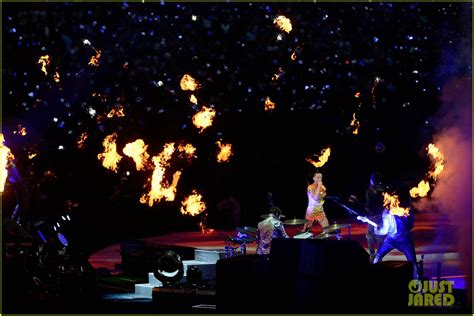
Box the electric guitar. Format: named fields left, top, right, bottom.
left=356, top=216, right=378, bottom=228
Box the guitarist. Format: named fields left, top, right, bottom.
left=365, top=172, right=386, bottom=262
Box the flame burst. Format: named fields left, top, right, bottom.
left=178, top=143, right=197, bottom=159
left=107, top=105, right=126, bottom=118
left=264, top=97, right=276, bottom=111
left=180, top=74, right=200, bottom=91
left=0, top=134, right=15, bottom=193
left=181, top=190, right=206, bottom=216
left=274, top=15, right=292, bottom=33
left=216, top=141, right=233, bottom=163
left=192, top=106, right=216, bottom=133
left=140, top=143, right=182, bottom=206
left=38, top=55, right=50, bottom=75
left=306, top=147, right=331, bottom=168
left=427, top=143, right=445, bottom=180
left=97, top=133, right=122, bottom=172
left=88, top=49, right=102, bottom=67
left=409, top=180, right=430, bottom=198
left=77, top=132, right=88, bottom=149
left=350, top=113, right=360, bottom=135
left=190, top=94, right=198, bottom=105
left=383, top=192, right=410, bottom=217
left=123, top=139, right=150, bottom=171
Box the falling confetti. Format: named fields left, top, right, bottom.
left=264, top=97, right=276, bottom=111
left=192, top=106, right=216, bottom=133
left=180, top=74, right=200, bottom=91
left=38, top=55, right=50, bottom=75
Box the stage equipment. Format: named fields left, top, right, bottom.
left=283, top=218, right=306, bottom=225
left=153, top=250, right=184, bottom=286
left=293, top=231, right=313, bottom=239
left=260, top=213, right=286, bottom=219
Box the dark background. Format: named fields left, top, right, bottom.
left=2, top=2, right=471, bottom=257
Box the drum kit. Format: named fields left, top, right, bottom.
left=224, top=226, right=258, bottom=258
left=283, top=218, right=351, bottom=240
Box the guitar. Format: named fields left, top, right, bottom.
left=356, top=216, right=378, bottom=228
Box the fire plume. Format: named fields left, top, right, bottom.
left=53, top=71, right=60, bottom=83
left=77, top=132, right=88, bottom=149
left=427, top=143, right=445, bottom=180
left=409, top=180, right=430, bottom=198
left=216, top=141, right=233, bottom=163
left=274, top=15, right=292, bottom=33
left=107, top=105, right=126, bottom=118
left=192, top=106, right=216, bottom=133
left=38, top=55, right=50, bottom=75
left=264, top=97, right=276, bottom=111
left=88, top=49, right=102, bottom=67
left=180, top=74, right=200, bottom=91
left=306, top=147, right=331, bottom=168
left=140, top=143, right=182, bottom=206
left=178, top=143, right=197, bottom=160
left=350, top=113, right=360, bottom=135
left=0, top=134, right=15, bottom=193
left=180, top=190, right=206, bottom=216
left=123, top=139, right=150, bottom=171
left=97, top=133, right=122, bottom=172
left=383, top=192, right=410, bottom=217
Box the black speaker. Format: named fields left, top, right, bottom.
left=216, top=255, right=270, bottom=312
left=269, top=239, right=371, bottom=312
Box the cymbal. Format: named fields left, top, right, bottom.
left=260, top=214, right=286, bottom=219
left=236, top=226, right=258, bottom=235
left=226, top=236, right=256, bottom=244
left=283, top=218, right=306, bottom=225
left=324, top=223, right=351, bottom=232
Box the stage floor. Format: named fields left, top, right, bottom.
left=89, top=211, right=466, bottom=288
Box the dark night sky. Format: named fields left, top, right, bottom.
left=2, top=2, right=471, bottom=255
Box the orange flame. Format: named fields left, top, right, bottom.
left=14, top=125, right=27, bottom=136
left=140, top=143, right=182, bottom=206
left=198, top=217, right=215, bottom=235
left=291, top=52, right=297, bottom=60
left=180, top=74, right=200, bottom=91
left=107, top=105, right=126, bottom=118
left=350, top=113, right=360, bottom=135
left=77, top=132, right=88, bottom=149
left=38, top=55, right=50, bottom=75
left=274, top=15, right=292, bottom=33
left=123, top=139, right=150, bottom=171
left=53, top=71, right=60, bottom=83
left=190, top=94, right=198, bottom=105
left=180, top=190, right=206, bottom=216
left=264, top=97, right=276, bottom=111
left=97, top=133, right=122, bottom=172
left=192, top=106, right=216, bottom=133
left=306, top=147, right=331, bottom=168
left=0, top=134, right=15, bottom=193
left=88, top=49, right=102, bottom=67
left=272, top=67, right=284, bottom=81
left=427, top=143, right=445, bottom=180
left=383, top=192, right=410, bottom=217
left=409, top=180, right=430, bottom=198
left=178, top=143, right=197, bottom=160
left=216, top=141, right=233, bottom=163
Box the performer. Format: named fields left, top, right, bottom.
left=360, top=205, right=420, bottom=279
left=365, top=172, right=386, bottom=262
left=256, top=206, right=289, bottom=255
left=303, top=172, right=329, bottom=232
